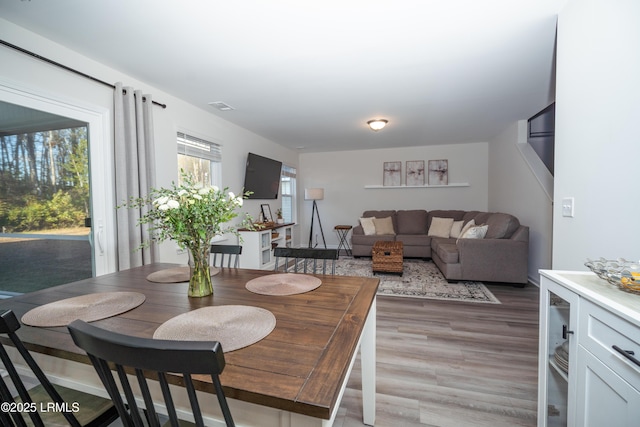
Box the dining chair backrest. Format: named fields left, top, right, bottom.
left=273, top=247, right=339, bottom=275
left=210, top=244, right=242, bottom=268
left=67, top=320, right=235, bottom=427
left=0, top=310, right=117, bottom=427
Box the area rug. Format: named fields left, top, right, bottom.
left=335, top=258, right=500, bottom=304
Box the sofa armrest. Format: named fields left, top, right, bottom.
left=353, top=224, right=364, bottom=235
left=456, top=233, right=529, bottom=283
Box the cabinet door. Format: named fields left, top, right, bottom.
left=576, top=346, right=640, bottom=426
left=538, top=277, right=579, bottom=427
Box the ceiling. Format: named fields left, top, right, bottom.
left=0, top=0, right=565, bottom=153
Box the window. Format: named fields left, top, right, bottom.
left=177, top=132, right=221, bottom=187
left=280, top=165, right=296, bottom=223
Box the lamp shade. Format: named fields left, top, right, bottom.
left=304, top=188, right=324, bottom=200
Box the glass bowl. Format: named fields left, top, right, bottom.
left=585, top=258, right=640, bottom=294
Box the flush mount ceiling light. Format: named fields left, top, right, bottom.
left=367, top=119, right=388, bottom=131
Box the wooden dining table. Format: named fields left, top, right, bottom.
left=0, top=263, right=378, bottom=427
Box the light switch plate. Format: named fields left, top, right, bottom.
left=562, top=197, right=575, bottom=217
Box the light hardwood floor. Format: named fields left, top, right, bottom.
left=334, top=283, right=540, bottom=427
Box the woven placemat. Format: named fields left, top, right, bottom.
left=245, top=273, right=322, bottom=296
left=21, top=292, right=146, bottom=327
left=146, top=266, right=220, bottom=283
left=153, top=305, right=276, bottom=352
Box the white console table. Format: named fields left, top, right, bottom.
left=237, top=223, right=294, bottom=270
left=538, top=270, right=640, bottom=426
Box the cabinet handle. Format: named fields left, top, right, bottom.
left=612, top=345, right=640, bottom=367
left=562, top=324, right=574, bottom=339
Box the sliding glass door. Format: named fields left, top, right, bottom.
left=0, top=85, right=116, bottom=296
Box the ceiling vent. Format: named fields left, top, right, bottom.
left=208, top=101, right=235, bottom=111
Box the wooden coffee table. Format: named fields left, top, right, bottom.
left=372, top=241, right=404, bottom=275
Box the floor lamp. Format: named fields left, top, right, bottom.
left=305, top=188, right=326, bottom=248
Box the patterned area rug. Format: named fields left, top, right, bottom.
left=335, top=258, right=500, bottom=304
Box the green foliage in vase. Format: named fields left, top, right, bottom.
left=125, top=172, right=252, bottom=250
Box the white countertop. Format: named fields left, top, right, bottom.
left=540, top=269, right=640, bottom=326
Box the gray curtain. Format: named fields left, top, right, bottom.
left=114, top=82, right=157, bottom=270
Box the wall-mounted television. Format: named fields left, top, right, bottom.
left=243, top=153, right=282, bottom=199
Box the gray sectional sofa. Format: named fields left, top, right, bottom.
left=351, top=209, right=529, bottom=285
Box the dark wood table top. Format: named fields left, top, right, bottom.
left=0, top=264, right=378, bottom=420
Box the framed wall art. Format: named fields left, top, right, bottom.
left=261, top=204, right=273, bottom=222
left=383, top=161, right=402, bottom=186
left=428, top=159, right=448, bottom=185
left=406, top=160, right=425, bottom=186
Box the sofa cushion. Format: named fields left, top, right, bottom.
left=396, top=234, right=431, bottom=247
left=434, top=242, right=459, bottom=264
left=427, top=217, right=454, bottom=238
left=396, top=210, right=428, bottom=234
left=373, top=216, right=396, bottom=235
left=484, top=213, right=521, bottom=239
left=351, top=234, right=395, bottom=246
left=359, top=217, right=376, bottom=235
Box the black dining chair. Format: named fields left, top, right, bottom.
left=273, top=247, right=339, bottom=275
left=210, top=244, right=242, bottom=268
left=67, top=320, right=235, bottom=427
left=0, top=309, right=118, bottom=427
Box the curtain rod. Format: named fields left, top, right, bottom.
left=0, top=39, right=167, bottom=109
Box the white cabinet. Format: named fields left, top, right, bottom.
left=538, top=271, right=640, bottom=427
left=237, top=223, right=293, bottom=270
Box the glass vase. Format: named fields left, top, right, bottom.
left=187, top=244, right=213, bottom=297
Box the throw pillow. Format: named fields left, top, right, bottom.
left=449, top=220, right=464, bottom=238
left=360, top=217, right=376, bottom=236
left=427, top=217, right=454, bottom=238
left=373, top=216, right=395, bottom=235
left=458, top=219, right=476, bottom=238
left=460, top=224, right=489, bottom=239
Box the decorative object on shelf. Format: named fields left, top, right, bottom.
left=406, top=160, right=425, bottom=186
left=305, top=188, right=326, bottom=248
left=584, top=257, right=640, bottom=293
left=428, top=159, right=448, bottom=185
left=123, top=172, right=251, bottom=297
left=367, top=118, right=388, bottom=131
left=383, top=161, right=402, bottom=186
left=276, top=208, right=284, bottom=224
left=261, top=204, right=273, bottom=223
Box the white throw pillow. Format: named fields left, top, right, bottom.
left=360, top=217, right=376, bottom=235
left=373, top=216, right=395, bottom=235
left=460, top=224, right=489, bottom=239
left=450, top=220, right=464, bottom=238
left=458, top=219, right=476, bottom=238
left=427, top=217, right=454, bottom=238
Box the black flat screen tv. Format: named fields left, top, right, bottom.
left=243, top=153, right=282, bottom=199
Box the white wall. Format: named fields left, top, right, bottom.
left=299, top=143, right=488, bottom=248
left=0, top=18, right=298, bottom=266
left=553, top=0, right=640, bottom=269
left=488, top=121, right=554, bottom=284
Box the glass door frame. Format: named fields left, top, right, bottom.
left=0, top=79, right=117, bottom=277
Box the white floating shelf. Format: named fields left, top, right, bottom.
left=364, top=183, right=470, bottom=189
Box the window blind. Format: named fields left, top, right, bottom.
left=177, top=132, right=221, bottom=162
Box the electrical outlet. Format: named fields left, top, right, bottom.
left=562, top=197, right=575, bottom=217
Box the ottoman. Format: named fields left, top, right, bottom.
left=372, top=241, right=403, bottom=275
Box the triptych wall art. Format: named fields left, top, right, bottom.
left=383, top=160, right=448, bottom=186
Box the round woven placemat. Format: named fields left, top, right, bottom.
left=146, top=266, right=220, bottom=283
left=21, top=292, right=146, bottom=327
left=245, top=273, right=322, bottom=296
left=153, top=305, right=276, bottom=352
